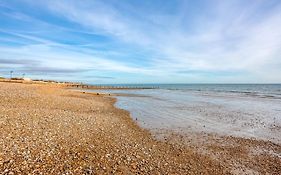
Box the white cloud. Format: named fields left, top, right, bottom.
left=2, top=0, right=281, bottom=82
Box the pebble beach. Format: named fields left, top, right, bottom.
left=0, top=81, right=280, bottom=174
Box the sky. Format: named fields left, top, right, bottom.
left=0, top=0, right=281, bottom=84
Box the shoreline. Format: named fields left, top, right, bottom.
left=84, top=87, right=281, bottom=145
left=0, top=82, right=280, bottom=174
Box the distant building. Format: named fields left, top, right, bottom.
left=23, top=78, right=32, bottom=81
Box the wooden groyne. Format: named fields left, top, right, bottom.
left=66, top=84, right=159, bottom=90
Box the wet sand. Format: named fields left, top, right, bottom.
left=0, top=82, right=280, bottom=174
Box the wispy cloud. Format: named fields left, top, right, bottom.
left=0, top=0, right=281, bottom=83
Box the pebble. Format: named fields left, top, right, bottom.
left=0, top=82, right=279, bottom=174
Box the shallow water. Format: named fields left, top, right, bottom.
left=87, top=84, right=281, bottom=144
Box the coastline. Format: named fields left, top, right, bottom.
left=0, top=81, right=280, bottom=174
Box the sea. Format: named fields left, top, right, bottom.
left=87, top=84, right=281, bottom=144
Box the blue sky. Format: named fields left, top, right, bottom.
left=0, top=0, right=281, bottom=84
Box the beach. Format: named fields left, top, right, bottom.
left=0, top=82, right=280, bottom=174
